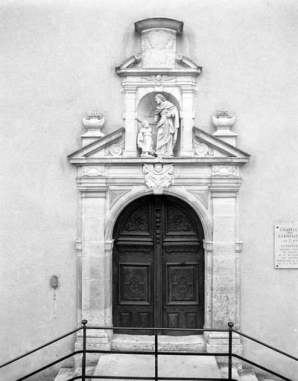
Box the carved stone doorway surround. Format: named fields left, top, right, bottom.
left=69, top=146, right=249, bottom=361
left=68, top=17, right=250, bottom=363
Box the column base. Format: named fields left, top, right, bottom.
left=206, top=332, right=242, bottom=369
left=74, top=331, right=112, bottom=368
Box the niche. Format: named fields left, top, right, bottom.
left=136, top=92, right=181, bottom=156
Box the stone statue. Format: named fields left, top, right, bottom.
left=154, top=94, right=179, bottom=157
left=137, top=120, right=155, bottom=157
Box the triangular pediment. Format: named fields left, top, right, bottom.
left=68, top=127, right=125, bottom=160
left=193, top=127, right=250, bottom=160
left=116, top=53, right=201, bottom=76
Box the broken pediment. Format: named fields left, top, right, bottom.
left=69, top=125, right=250, bottom=164
left=193, top=127, right=250, bottom=161
left=68, top=127, right=125, bottom=161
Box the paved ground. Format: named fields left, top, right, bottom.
left=93, top=353, right=221, bottom=380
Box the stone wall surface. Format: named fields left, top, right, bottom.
left=1, top=0, right=298, bottom=379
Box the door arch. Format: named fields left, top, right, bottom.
left=112, top=195, right=204, bottom=334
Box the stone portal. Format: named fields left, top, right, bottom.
left=68, top=17, right=249, bottom=364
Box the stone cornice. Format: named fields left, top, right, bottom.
left=116, top=68, right=201, bottom=77
left=69, top=157, right=250, bottom=165
left=134, top=17, right=184, bottom=34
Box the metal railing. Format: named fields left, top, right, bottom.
left=1, top=321, right=297, bottom=381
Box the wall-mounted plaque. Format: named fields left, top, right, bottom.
left=275, top=225, right=298, bottom=268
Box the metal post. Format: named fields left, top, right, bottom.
left=228, top=322, right=234, bottom=381
left=82, top=319, right=88, bottom=381
left=154, top=330, right=158, bottom=381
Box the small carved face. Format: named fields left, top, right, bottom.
left=155, top=163, right=163, bottom=173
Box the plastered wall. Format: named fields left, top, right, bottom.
left=1, top=0, right=298, bottom=379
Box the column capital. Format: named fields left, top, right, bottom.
left=203, top=240, right=213, bottom=252
left=104, top=240, right=114, bottom=252
left=210, top=176, right=242, bottom=198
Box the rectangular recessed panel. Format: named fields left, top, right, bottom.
left=186, top=313, right=197, bottom=328
left=168, top=313, right=179, bottom=328
left=120, top=313, right=131, bottom=327
left=167, top=265, right=198, bottom=304
left=138, top=312, right=150, bottom=327
left=119, top=265, right=150, bottom=305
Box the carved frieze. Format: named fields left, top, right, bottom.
left=79, top=166, right=105, bottom=177
left=105, top=138, right=125, bottom=157
left=143, top=163, right=174, bottom=188
left=212, top=166, right=236, bottom=177
left=142, top=75, right=175, bottom=84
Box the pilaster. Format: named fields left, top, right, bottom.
left=122, top=84, right=138, bottom=157
left=75, top=178, right=112, bottom=366
left=206, top=167, right=243, bottom=361
left=180, top=88, right=196, bottom=157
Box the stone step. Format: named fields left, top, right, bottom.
left=218, top=365, right=240, bottom=380
left=53, top=368, right=74, bottom=381
left=53, top=366, right=97, bottom=381
left=111, top=334, right=206, bottom=352
left=93, top=353, right=221, bottom=381
left=238, top=368, right=258, bottom=381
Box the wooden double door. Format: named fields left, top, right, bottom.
left=113, top=195, right=204, bottom=334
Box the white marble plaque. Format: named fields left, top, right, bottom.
left=275, top=225, right=298, bottom=268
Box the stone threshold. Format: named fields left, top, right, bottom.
left=111, top=334, right=206, bottom=352
left=93, top=353, right=221, bottom=381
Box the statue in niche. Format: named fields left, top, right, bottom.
left=137, top=120, right=155, bottom=157
left=154, top=94, right=179, bottom=157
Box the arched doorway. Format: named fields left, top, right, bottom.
left=112, top=195, right=204, bottom=334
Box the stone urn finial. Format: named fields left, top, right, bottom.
left=212, top=109, right=236, bottom=134
left=212, top=109, right=237, bottom=146
left=82, top=110, right=105, bottom=138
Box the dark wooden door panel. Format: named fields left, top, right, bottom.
left=113, top=195, right=204, bottom=334
left=119, top=264, right=151, bottom=305
left=166, top=264, right=199, bottom=305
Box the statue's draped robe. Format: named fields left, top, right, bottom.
left=155, top=101, right=179, bottom=156
left=137, top=127, right=153, bottom=154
